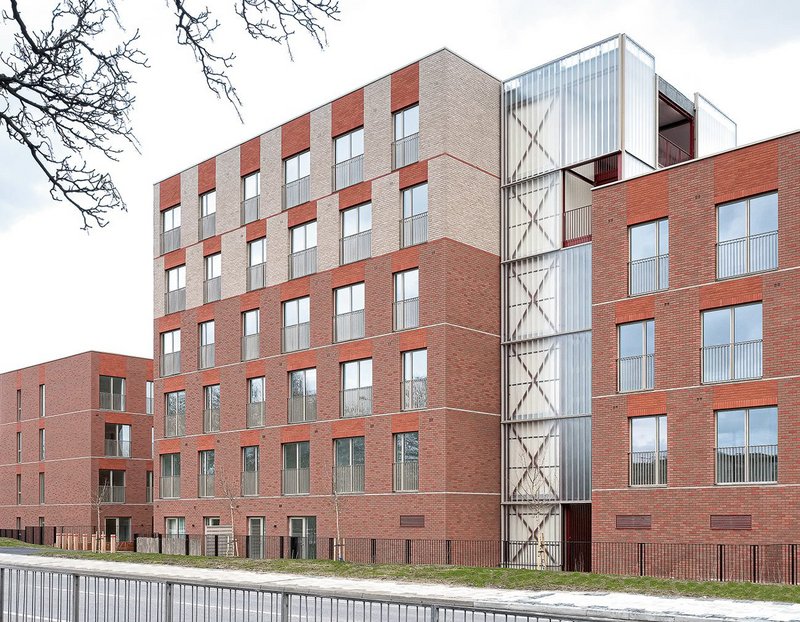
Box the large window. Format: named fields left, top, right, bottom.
left=717, top=192, right=778, bottom=279
left=618, top=320, right=655, bottom=392
left=161, top=329, right=181, bottom=376
left=105, top=517, right=132, bottom=543
left=165, top=265, right=186, bottom=314
left=393, top=104, right=419, bottom=169
left=98, top=469, right=125, bottom=503
left=204, top=253, right=222, bottom=303
left=165, top=517, right=185, bottom=535
left=146, top=381, right=154, bottom=415
left=199, top=320, right=215, bottom=369
left=241, top=172, right=260, bottom=224
left=630, top=415, right=667, bottom=486
left=288, top=368, right=316, bottom=423
left=39, top=384, right=45, bottom=418
left=283, top=442, right=310, bottom=495
left=161, top=206, right=181, bottom=254
left=341, top=203, right=371, bottom=264
left=104, top=423, right=131, bottom=458
left=247, top=377, right=265, bottom=428
left=160, top=453, right=181, bottom=499
left=39, top=473, right=45, bottom=504
left=628, top=219, right=669, bottom=295
left=401, top=183, right=428, bottom=247
left=241, top=446, right=259, bottom=496
left=289, top=221, right=317, bottom=279
left=334, top=437, right=365, bottom=493
left=100, top=376, right=126, bottom=411
left=241, top=309, right=260, bottom=361
left=203, top=384, right=220, bottom=433
left=333, top=127, right=364, bottom=190
left=198, top=450, right=215, bottom=497
left=283, top=297, right=310, bottom=352
left=393, top=432, right=419, bottom=492
left=394, top=268, right=419, bottom=330
left=702, top=303, right=762, bottom=383
left=401, top=349, right=427, bottom=410
left=283, top=151, right=310, bottom=209
left=341, top=359, right=372, bottom=418
left=247, top=238, right=267, bottom=291
left=164, top=390, right=186, bottom=438
left=39, top=429, right=45, bottom=461
left=199, top=190, right=216, bottom=239
left=716, top=407, right=777, bottom=484
left=334, top=282, right=365, bottom=342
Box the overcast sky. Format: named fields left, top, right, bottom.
left=1, top=0, right=799, bottom=373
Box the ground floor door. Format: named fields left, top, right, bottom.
left=562, top=503, right=591, bottom=572
left=248, top=517, right=264, bottom=559
left=289, top=516, right=316, bottom=559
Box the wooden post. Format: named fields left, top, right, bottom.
left=110, top=534, right=117, bottom=553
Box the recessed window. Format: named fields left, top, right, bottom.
left=289, top=221, right=317, bottom=279
left=246, top=377, right=265, bottom=428
left=199, top=190, right=216, bottom=239
left=716, top=407, right=777, bottom=484
left=164, top=391, right=186, bottom=438
left=160, top=329, right=181, bottom=376
left=701, top=303, right=762, bottom=383
left=160, top=454, right=181, bottom=499
left=394, top=269, right=419, bottom=331
left=241, top=309, right=260, bottom=361
left=283, top=152, right=310, bottom=209
left=333, top=128, right=364, bottom=190
left=393, top=105, right=419, bottom=169
left=333, top=436, right=365, bottom=493
left=334, top=282, right=365, bottom=342
left=242, top=446, right=259, bottom=496
left=161, top=206, right=181, bottom=254
left=401, top=349, right=427, bottom=411
left=204, top=253, right=222, bottom=303
left=282, top=297, right=310, bottom=352
left=401, top=183, right=428, bottom=247
left=288, top=368, right=316, bottom=423
left=203, top=385, right=220, bottom=433
left=198, top=450, right=215, bottom=497
left=617, top=320, right=655, bottom=392
left=717, top=192, right=778, bottom=279
left=393, top=432, right=419, bottom=492
left=198, top=320, right=215, bottom=369
left=100, top=376, right=126, bottom=411
left=341, top=359, right=373, bottom=418
left=341, top=203, right=371, bottom=264
left=165, top=265, right=186, bottom=314
left=241, top=172, right=261, bottom=224
left=283, top=442, right=310, bottom=495
left=628, top=219, right=669, bottom=295
left=630, top=415, right=667, bottom=486
left=247, top=238, right=267, bottom=291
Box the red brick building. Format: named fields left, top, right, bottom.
left=0, top=352, right=154, bottom=541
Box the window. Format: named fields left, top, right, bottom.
left=104, top=423, right=131, bottom=458
left=283, top=151, right=310, bottom=209
left=288, top=516, right=316, bottom=559
left=716, top=407, right=777, bottom=484
left=165, top=265, right=186, bottom=314
left=393, top=104, right=419, bottom=169
left=100, top=376, right=126, bottom=411
left=289, top=221, right=317, bottom=279
left=242, top=446, right=259, bottom=496
left=241, top=172, right=261, bottom=224
left=165, top=517, right=185, bottom=535
left=39, top=473, right=45, bottom=504
left=204, top=253, right=222, bottom=303
left=247, top=377, right=265, bottom=428
left=99, top=469, right=125, bottom=503
left=160, top=454, right=181, bottom=499
left=394, top=268, right=419, bottom=330
left=38, top=384, right=45, bottom=417
left=401, top=183, right=428, bottom=247
left=39, top=429, right=45, bottom=461
left=334, top=436, right=365, bottom=493
left=333, top=128, right=364, bottom=190
left=16, top=475, right=21, bottom=505
left=334, top=282, right=365, bottom=342
left=702, top=303, right=762, bottom=383
left=401, top=349, right=427, bottom=410
left=146, top=381, right=154, bottom=415
left=199, top=190, right=216, bottom=239
left=393, top=432, right=419, bottom=492
left=16, top=389, right=21, bottom=421
left=161, top=206, right=181, bottom=254
left=198, top=450, right=215, bottom=497
left=203, top=384, right=220, bottom=433
left=341, top=202, right=371, bottom=264
left=618, top=320, right=655, bottom=392
left=630, top=415, right=667, bottom=486
left=283, top=442, right=310, bottom=495
left=288, top=368, right=316, bottom=423
left=628, top=219, right=669, bottom=295
left=247, top=238, right=267, bottom=291
left=161, top=329, right=181, bottom=376
left=283, top=297, right=310, bottom=352
left=199, top=320, right=215, bottom=369
left=105, top=517, right=132, bottom=542
left=165, top=391, right=186, bottom=437
left=16, top=432, right=21, bottom=463
left=341, top=359, right=372, bottom=418
left=717, top=192, right=778, bottom=279
left=146, top=471, right=153, bottom=503
left=241, top=309, right=260, bottom=361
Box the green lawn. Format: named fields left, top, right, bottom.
left=0, top=537, right=41, bottom=548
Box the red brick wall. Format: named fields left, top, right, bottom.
left=281, top=114, right=311, bottom=159
left=331, top=89, right=364, bottom=137
left=391, top=63, right=419, bottom=112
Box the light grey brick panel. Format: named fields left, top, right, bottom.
left=267, top=211, right=289, bottom=286
left=152, top=184, right=161, bottom=259
left=222, top=228, right=246, bottom=299
left=261, top=128, right=282, bottom=218
left=185, top=243, right=204, bottom=310
left=180, top=166, right=199, bottom=247
left=371, top=173, right=400, bottom=258
left=310, top=104, right=332, bottom=201
left=317, top=194, right=339, bottom=273
left=153, top=254, right=165, bottom=319
left=364, top=76, right=392, bottom=180
left=216, top=146, right=240, bottom=233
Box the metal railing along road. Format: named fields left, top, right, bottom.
left=617, top=354, right=655, bottom=392
left=203, top=408, right=220, bottom=433
left=716, top=444, right=778, bottom=484
left=628, top=254, right=669, bottom=296
left=282, top=468, right=310, bottom=495
left=332, top=154, right=364, bottom=190
left=241, top=470, right=259, bottom=496
left=159, top=476, right=180, bottom=499
left=334, top=309, right=365, bottom=342
left=98, top=485, right=125, bottom=504
left=160, top=227, right=180, bottom=254
left=247, top=401, right=265, bottom=428
left=204, top=276, right=222, bottom=303
left=401, top=378, right=427, bottom=411
left=199, top=344, right=215, bottom=369
left=241, top=334, right=260, bottom=361
left=198, top=474, right=215, bottom=498
left=393, top=461, right=419, bottom=492
left=282, top=322, right=310, bottom=352
left=563, top=204, right=591, bottom=245
left=165, top=288, right=186, bottom=314
left=282, top=176, right=310, bottom=210
left=247, top=262, right=267, bottom=291
left=104, top=439, right=131, bottom=458
left=701, top=340, right=762, bottom=383
left=341, top=230, right=371, bottom=264
left=241, top=197, right=260, bottom=224
left=392, top=133, right=419, bottom=169
left=629, top=450, right=667, bottom=486
left=199, top=212, right=216, bottom=239
left=717, top=231, right=778, bottom=279
left=288, top=395, right=317, bottom=423
left=393, top=298, right=419, bottom=331
left=400, top=213, right=428, bottom=248
left=334, top=464, right=365, bottom=494
left=99, top=392, right=125, bottom=411
left=289, top=247, right=317, bottom=279
left=160, top=352, right=181, bottom=377
left=341, top=387, right=372, bottom=418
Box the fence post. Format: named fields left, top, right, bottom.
left=430, top=604, right=439, bottom=622
left=184, top=535, right=190, bottom=556
left=405, top=539, right=411, bottom=564
left=328, top=538, right=334, bottom=560
left=245, top=536, right=250, bottom=559
left=717, top=544, right=724, bottom=581
left=370, top=538, right=376, bottom=564
left=133, top=534, right=138, bottom=553
left=751, top=544, right=758, bottom=583
left=158, top=534, right=163, bottom=554
left=214, top=535, right=219, bottom=557
left=279, top=536, right=285, bottom=559
left=164, top=582, right=174, bottom=622
left=445, top=539, right=452, bottom=566
left=638, top=543, right=645, bottom=576
left=791, top=544, right=797, bottom=585
left=0, top=568, right=5, bottom=622
left=280, top=592, right=290, bottom=622
left=71, top=574, right=80, bottom=622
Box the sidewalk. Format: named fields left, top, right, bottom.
left=0, top=552, right=799, bottom=622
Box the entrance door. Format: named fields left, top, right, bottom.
left=289, top=517, right=316, bottom=559
left=248, top=517, right=264, bottom=559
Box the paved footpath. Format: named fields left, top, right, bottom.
left=0, top=552, right=799, bottom=622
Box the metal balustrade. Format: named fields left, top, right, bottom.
left=282, top=176, right=310, bottom=210
left=629, top=450, right=667, bottom=486
left=401, top=378, right=427, bottom=411
left=341, top=230, right=371, bottom=264
left=240, top=197, right=260, bottom=224
left=246, top=401, right=265, bottom=428
left=198, top=474, right=215, bottom=498
left=164, top=288, right=186, bottom=314
left=159, top=476, right=180, bottom=499
left=241, top=334, right=260, bottom=361
left=393, top=461, right=418, bottom=492
left=288, top=395, right=317, bottom=423
left=199, top=344, right=215, bottom=369
left=204, top=276, right=221, bottom=303
left=246, top=262, right=266, bottom=291
left=99, top=485, right=125, bottom=504
left=282, top=468, right=310, bottom=495
left=617, top=354, right=655, bottom=392
left=628, top=254, right=669, bottom=295
left=104, top=439, right=131, bottom=458
left=288, top=247, right=317, bottom=279
left=400, top=213, right=428, bottom=247
left=393, top=297, right=419, bottom=331
left=341, top=387, right=372, bottom=418
left=702, top=340, right=762, bottom=383
left=659, top=133, right=692, bottom=167
left=203, top=408, right=220, bottom=433
left=146, top=397, right=154, bottom=415
left=160, top=227, right=180, bottom=254
left=334, top=464, right=365, bottom=494
left=241, top=470, right=259, bottom=496
left=333, top=309, right=365, bottom=342
left=99, top=392, right=125, bottom=411
left=716, top=444, right=778, bottom=484
left=164, top=413, right=185, bottom=438
left=332, top=154, right=364, bottom=190
left=145, top=485, right=153, bottom=503
left=199, top=212, right=216, bottom=240
left=282, top=322, right=310, bottom=352
left=160, top=352, right=181, bottom=377
left=564, top=204, right=591, bottom=245
left=717, top=231, right=778, bottom=279
left=392, top=133, right=419, bottom=169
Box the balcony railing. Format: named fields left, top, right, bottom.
left=198, top=474, right=215, bottom=498
left=203, top=408, right=220, bottom=433
left=199, top=344, right=215, bottom=369
left=99, top=485, right=125, bottom=504
left=617, top=354, right=655, bottom=392
left=393, top=461, right=418, bottom=492
left=282, top=322, right=310, bottom=353
left=333, top=309, right=365, bottom=342
left=392, top=133, right=419, bottom=169
left=146, top=397, right=154, bottom=415
left=99, top=392, right=125, bottom=412
left=204, top=277, right=221, bottom=303
left=658, top=134, right=692, bottom=168
left=393, top=297, right=419, bottom=331
left=145, top=485, right=153, bottom=503
left=400, top=213, right=428, bottom=248
left=246, top=401, right=265, bottom=428
left=717, top=231, right=778, bottom=280
left=288, top=247, right=317, bottom=279
left=199, top=213, right=216, bottom=240
left=629, top=254, right=669, bottom=296
left=333, top=464, right=365, bottom=494
left=241, top=334, right=260, bottom=361
left=341, top=230, right=371, bottom=265
left=716, top=445, right=778, bottom=484
left=282, top=176, right=310, bottom=210
left=702, top=340, right=762, bottom=384
left=161, top=227, right=181, bottom=254
left=241, top=197, right=260, bottom=225
left=241, top=470, right=259, bottom=496
left=282, top=468, right=310, bottom=495
left=165, top=288, right=186, bottom=314
left=341, top=387, right=373, bottom=418
left=564, top=204, right=591, bottom=245
left=629, top=450, right=667, bottom=486
left=160, top=352, right=181, bottom=377
left=288, top=394, right=317, bottom=423
left=332, top=154, right=364, bottom=190
left=247, top=263, right=266, bottom=291
left=104, top=439, right=131, bottom=458
left=159, top=476, right=180, bottom=499
left=401, top=378, right=428, bottom=411
left=164, top=413, right=186, bottom=438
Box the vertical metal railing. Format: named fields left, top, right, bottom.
left=341, top=387, right=373, bottom=418
left=241, top=334, right=260, bottom=361
left=240, top=197, right=260, bottom=224
left=393, top=297, right=419, bottom=331
left=164, top=413, right=185, bottom=438
left=341, top=230, right=371, bottom=264
left=629, top=450, right=667, bottom=486
left=288, top=247, right=317, bottom=279
left=203, top=276, right=221, bottom=303
left=716, top=444, right=778, bottom=484
left=717, top=231, right=778, bottom=279
left=392, top=133, right=419, bottom=169
left=160, top=227, right=181, bottom=254
left=99, top=485, right=125, bottom=503
left=393, top=461, right=419, bottom=492
left=400, top=213, right=428, bottom=248
left=241, top=471, right=259, bottom=496
left=160, top=352, right=181, bottom=377
left=159, top=476, right=180, bottom=499
left=164, top=288, right=186, bottom=314
left=288, top=395, right=317, bottom=423
left=701, top=340, right=762, bottom=383
left=198, top=344, right=215, bottom=369
left=104, top=439, right=131, bottom=458
left=617, top=353, right=655, bottom=392
left=282, top=322, right=310, bottom=352
left=334, top=464, right=365, bottom=494
left=246, top=401, right=265, bottom=428
left=401, top=378, right=427, bottom=410
left=198, top=213, right=216, bottom=240
left=332, top=154, right=364, bottom=190
left=246, top=262, right=266, bottom=291
left=197, top=474, right=215, bottom=498
left=99, top=392, right=126, bottom=411
left=628, top=254, right=669, bottom=295
left=282, top=468, right=310, bottom=495
left=203, top=408, right=220, bottom=433
left=563, top=204, right=591, bottom=245
left=282, top=176, right=310, bottom=210
left=333, top=309, right=365, bottom=342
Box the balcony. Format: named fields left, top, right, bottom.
left=99, top=392, right=125, bottom=412
left=198, top=344, right=215, bottom=369
left=629, top=254, right=669, bottom=296
left=247, top=263, right=266, bottom=291
left=104, top=439, right=131, bottom=458
left=161, top=227, right=181, bottom=254
left=400, top=213, right=428, bottom=248
left=164, top=413, right=186, bottom=438
left=392, top=133, right=419, bottom=169
left=658, top=134, right=692, bottom=168
left=159, top=476, right=180, bottom=499
left=99, top=485, right=125, bottom=504
left=146, top=397, right=154, bottom=415
left=288, top=394, right=317, bottom=423
left=146, top=485, right=153, bottom=503
left=716, top=445, right=777, bottom=484
left=198, top=474, right=215, bottom=498
left=341, top=387, right=372, bottom=418
left=241, top=334, right=260, bottom=361
left=702, top=340, right=762, bottom=384
left=717, top=231, right=778, bottom=280
left=282, top=468, right=310, bottom=495
left=564, top=204, right=591, bottom=246
left=629, top=450, right=667, bottom=486
left=393, top=297, right=419, bottom=331
left=401, top=378, right=428, bottom=411
left=282, top=323, right=310, bottom=353
left=203, top=408, right=220, bottom=433
left=341, top=230, right=371, bottom=265
left=393, top=461, right=418, bottom=492
left=241, top=470, right=259, bottom=496
left=160, top=352, right=181, bottom=377
left=332, top=155, right=364, bottom=191
left=165, top=288, right=186, bottom=314
left=241, top=197, right=260, bottom=225
left=282, top=176, right=310, bottom=210
left=288, top=247, right=317, bottom=279
left=333, top=464, right=365, bottom=494
left=246, top=401, right=265, bottom=428
left=617, top=354, right=655, bottom=393
left=199, top=213, right=216, bottom=240
left=204, top=277, right=221, bottom=304
left=333, top=309, right=365, bottom=342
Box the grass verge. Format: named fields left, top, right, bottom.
left=0, top=538, right=42, bottom=548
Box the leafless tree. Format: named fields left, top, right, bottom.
left=216, top=465, right=240, bottom=556
left=0, top=0, right=340, bottom=229
left=89, top=480, right=110, bottom=545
